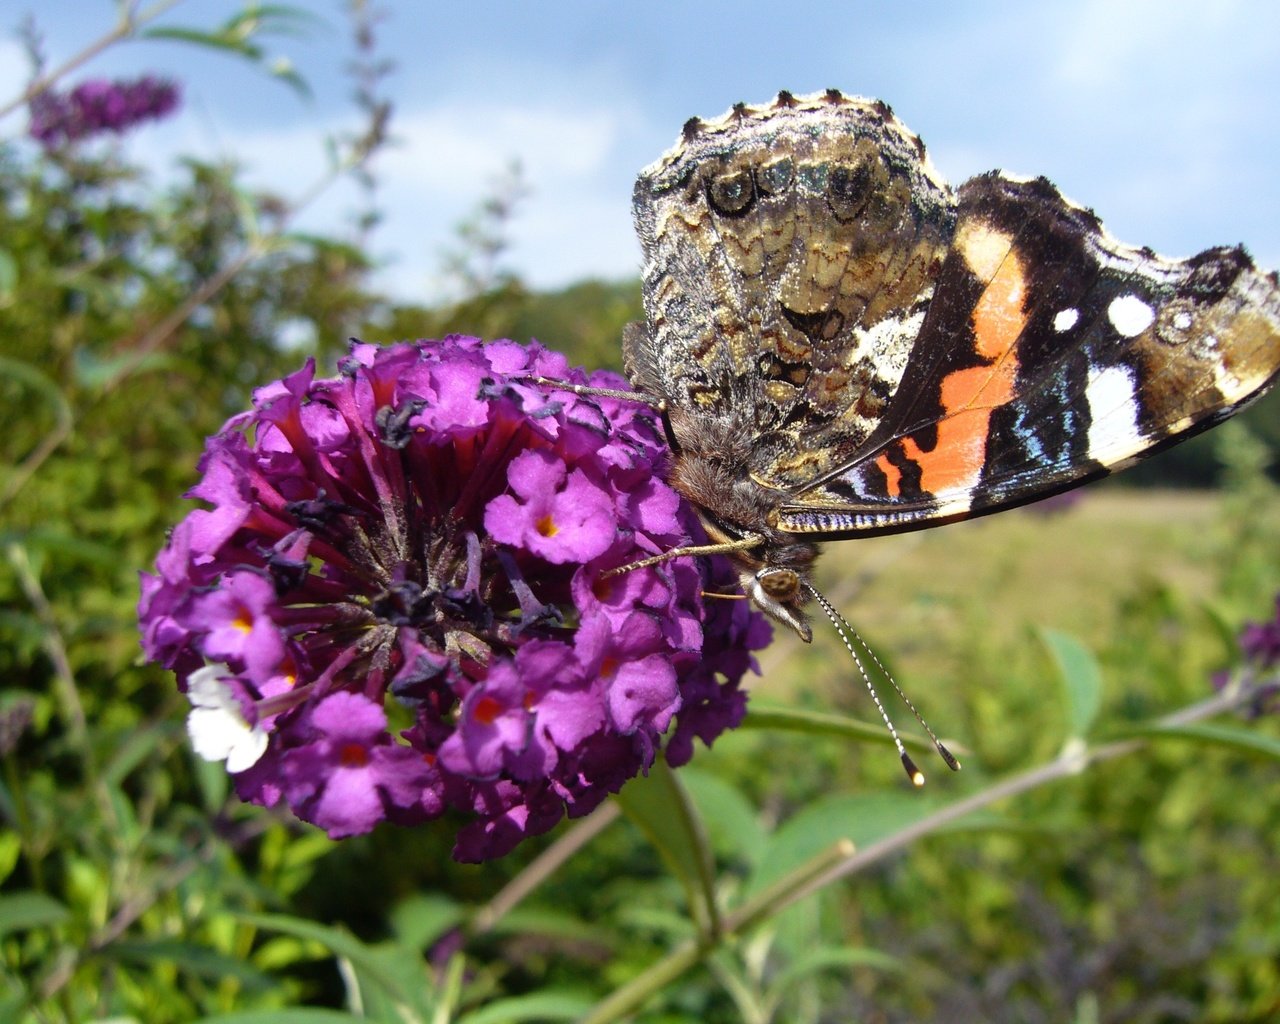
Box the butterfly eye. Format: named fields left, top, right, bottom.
left=706, top=170, right=757, bottom=217
left=758, top=568, right=801, bottom=601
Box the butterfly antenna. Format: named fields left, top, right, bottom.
left=804, top=585, right=960, bottom=784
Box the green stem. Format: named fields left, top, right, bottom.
left=578, top=841, right=853, bottom=1024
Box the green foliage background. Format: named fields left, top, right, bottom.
left=2, top=8, right=1279, bottom=1023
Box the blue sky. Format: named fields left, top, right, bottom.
left=5, top=1, right=1279, bottom=303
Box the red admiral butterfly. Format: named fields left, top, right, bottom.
left=623, top=90, right=1280, bottom=643
left=605, top=90, right=1280, bottom=779
left=540, top=90, right=1279, bottom=780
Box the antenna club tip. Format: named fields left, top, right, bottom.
left=938, top=742, right=962, bottom=772
left=901, top=752, right=925, bottom=787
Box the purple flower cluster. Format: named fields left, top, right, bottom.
left=29, top=75, right=180, bottom=147
left=1214, top=594, right=1280, bottom=716
left=139, top=337, right=769, bottom=860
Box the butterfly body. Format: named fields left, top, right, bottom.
left=625, top=90, right=1280, bottom=638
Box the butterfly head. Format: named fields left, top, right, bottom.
left=740, top=563, right=813, bottom=642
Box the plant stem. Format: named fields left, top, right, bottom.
left=470, top=802, right=621, bottom=936
left=577, top=686, right=1246, bottom=1024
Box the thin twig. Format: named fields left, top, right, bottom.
left=470, top=802, right=621, bottom=936
left=577, top=685, right=1248, bottom=1024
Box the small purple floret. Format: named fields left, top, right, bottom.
left=139, top=337, right=769, bottom=860
left=29, top=75, right=180, bottom=147
left=1215, top=594, right=1280, bottom=716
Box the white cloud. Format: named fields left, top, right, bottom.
left=387, top=103, right=621, bottom=189
left=120, top=91, right=644, bottom=302
left=368, top=98, right=641, bottom=299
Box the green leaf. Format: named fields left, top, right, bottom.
left=0, top=247, right=18, bottom=301
left=389, top=892, right=465, bottom=951
left=0, top=832, right=20, bottom=884
left=0, top=993, right=28, bottom=1023
left=7, top=527, right=128, bottom=569
left=143, top=6, right=323, bottom=99
left=754, top=792, right=941, bottom=896
left=1039, top=628, right=1103, bottom=738
left=221, top=4, right=327, bottom=40
left=0, top=891, right=70, bottom=937
left=192, top=749, right=232, bottom=812
left=141, top=27, right=265, bottom=55
left=614, top=760, right=718, bottom=933
left=102, top=717, right=176, bottom=789
left=483, top=906, right=614, bottom=942
left=485, top=907, right=614, bottom=947
left=768, top=945, right=901, bottom=997
left=196, top=1012, right=367, bottom=1024
left=1199, top=601, right=1244, bottom=657
left=72, top=346, right=172, bottom=390
left=744, top=792, right=1004, bottom=957
left=679, top=767, right=768, bottom=869
left=108, top=939, right=275, bottom=991
left=456, top=990, right=594, bottom=1024
left=0, top=356, right=72, bottom=433
left=1126, top=721, right=1280, bottom=761
left=742, top=703, right=939, bottom=754
left=235, top=912, right=428, bottom=1013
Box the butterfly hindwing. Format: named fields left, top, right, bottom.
left=628, top=92, right=956, bottom=494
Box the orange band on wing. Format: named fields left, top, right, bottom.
left=876, top=248, right=1027, bottom=499
left=878, top=453, right=903, bottom=496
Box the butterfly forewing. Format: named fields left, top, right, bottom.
left=773, top=171, right=1280, bottom=535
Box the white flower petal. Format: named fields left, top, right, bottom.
left=185, top=664, right=268, bottom=771
left=187, top=705, right=242, bottom=761
left=225, top=727, right=270, bottom=773
left=185, top=663, right=236, bottom=709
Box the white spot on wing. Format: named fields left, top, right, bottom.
left=1086, top=364, right=1143, bottom=462
left=1107, top=294, right=1155, bottom=337
left=1053, top=308, right=1079, bottom=332
left=956, top=221, right=1013, bottom=281
left=853, top=307, right=926, bottom=382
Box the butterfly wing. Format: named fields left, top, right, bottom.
left=626, top=93, right=1280, bottom=540
left=626, top=91, right=956, bottom=480
left=775, top=172, right=1280, bottom=536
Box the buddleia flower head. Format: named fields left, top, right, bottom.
left=29, top=75, right=180, bottom=147
left=139, top=337, right=770, bottom=860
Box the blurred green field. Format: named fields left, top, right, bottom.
left=758, top=480, right=1274, bottom=718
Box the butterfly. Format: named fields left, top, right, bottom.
left=621, top=89, right=1280, bottom=647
